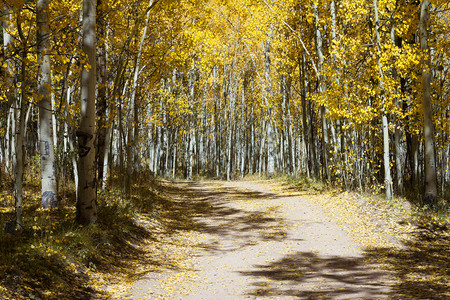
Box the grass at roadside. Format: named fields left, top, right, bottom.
left=274, top=174, right=450, bottom=299
left=0, top=169, right=168, bottom=299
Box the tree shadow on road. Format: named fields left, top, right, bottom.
left=240, top=251, right=392, bottom=299
left=150, top=180, right=449, bottom=299
left=240, top=230, right=449, bottom=299
left=365, top=227, right=450, bottom=300
left=155, top=180, right=291, bottom=252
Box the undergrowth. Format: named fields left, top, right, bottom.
left=275, top=173, right=449, bottom=299
left=0, top=167, right=163, bottom=299
left=1, top=163, right=448, bottom=299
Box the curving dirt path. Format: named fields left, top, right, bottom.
left=124, top=180, right=396, bottom=299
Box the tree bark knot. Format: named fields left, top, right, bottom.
left=76, top=130, right=93, bottom=157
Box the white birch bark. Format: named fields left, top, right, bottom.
left=187, top=67, right=196, bottom=180
left=314, top=3, right=331, bottom=182
left=77, top=0, right=97, bottom=224
left=127, top=0, right=153, bottom=184
left=3, top=8, right=13, bottom=175
left=374, top=0, right=393, bottom=199
left=265, top=25, right=275, bottom=177
left=14, top=41, right=28, bottom=230
left=15, top=86, right=26, bottom=230
left=226, top=71, right=235, bottom=181
left=37, top=0, right=58, bottom=209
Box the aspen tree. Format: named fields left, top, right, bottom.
left=373, top=0, right=393, bottom=199
left=419, top=0, right=438, bottom=208
left=2, top=6, right=22, bottom=229
left=13, top=5, right=31, bottom=230
left=96, top=0, right=108, bottom=187
left=2, top=6, right=14, bottom=174
left=76, top=0, right=97, bottom=225
left=314, top=2, right=330, bottom=183
left=37, top=0, right=58, bottom=209
left=126, top=0, right=153, bottom=191
left=265, top=24, right=275, bottom=177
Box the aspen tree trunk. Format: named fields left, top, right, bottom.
left=126, top=0, right=152, bottom=188
left=308, top=85, right=318, bottom=177
left=373, top=0, right=393, bottom=199
left=285, top=76, right=294, bottom=175
left=15, top=84, right=26, bottom=231
left=154, top=124, right=161, bottom=176
left=163, top=99, right=170, bottom=177
left=6, top=106, right=14, bottom=174
left=134, top=91, right=141, bottom=172
left=299, top=55, right=310, bottom=177
left=240, top=73, right=247, bottom=178
left=118, top=97, right=125, bottom=188
left=226, top=72, right=235, bottom=181
left=51, top=93, right=57, bottom=149
left=3, top=109, right=11, bottom=173
left=444, top=143, right=449, bottom=196
left=77, top=0, right=97, bottom=225
left=264, top=25, right=275, bottom=177
left=281, top=75, right=287, bottom=172
left=212, top=66, right=220, bottom=177
left=172, top=129, right=177, bottom=179
left=330, top=0, right=344, bottom=182
left=247, top=102, right=252, bottom=175
left=394, top=114, right=403, bottom=194
left=314, top=3, right=331, bottom=183
left=101, top=109, right=112, bottom=189
left=390, top=23, right=405, bottom=195
left=3, top=7, right=13, bottom=177
left=13, top=9, right=32, bottom=230
left=419, top=0, right=438, bottom=208
left=259, top=121, right=267, bottom=177
left=13, top=51, right=28, bottom=230
left=63, top=70, right=79, bottom=197
left=199, top=86, right=206, bottom=175
left=96, top=0, right=108, bottom=186
left=115, top=77, right=129, bottom=188
left=187, top=67, right=195, bottom=180
left=37, top=0, right=58, bottom=209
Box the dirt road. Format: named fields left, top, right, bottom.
left=123, top=180, right=395, bottom=299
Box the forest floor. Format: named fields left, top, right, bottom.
left=104, top=179, right=450, bottom=299
left=1, top=177, right=448, bottom=299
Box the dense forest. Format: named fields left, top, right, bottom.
left=1, top=0, right=449, bottom=227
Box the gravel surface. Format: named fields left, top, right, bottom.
left=124, top=180, right=396, bottom=299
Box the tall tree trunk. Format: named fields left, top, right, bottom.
left=299, top=55, right=310, bottom=177
left=391, top=26, right=404, bottom=195
left=12, top=9, right=30, bottom=230
left=63, top=69, right=80, bottom=198
left=14, top=53, right=27, bottom=230
left=77, top=0, right=97, bottom=225
left=314, top=2, right=331, bottom=183
left=265, top=25, right=275, bottom=177
left=374, top=0, right=393, bottom=199
left=187, top=66, right=196, bottom=180
left=226, top=70, right=236, bottom=181
left=172, top=129, right=177, bottom=179
left=240, top=73, right=247, bottom=178
left=37, top=0, right=58, bottom=209
left=126, top=0, right=153, bottom=189
left=96, top=0, right=108, bottom=187
left=419, top=0, right=438, bottom=208
left=3, top=6, right=14, bottom=182
left=285, top=77, right=294, bottom=175
left=249, top=104, right=254, bottom=175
